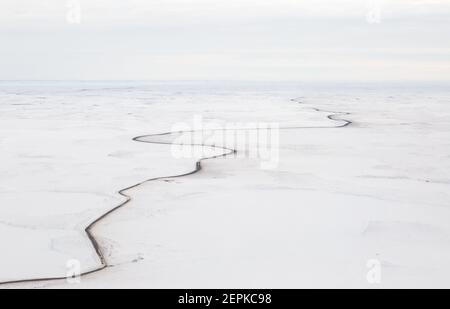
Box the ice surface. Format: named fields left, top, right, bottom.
left=1, top=81, right=450, bottom=288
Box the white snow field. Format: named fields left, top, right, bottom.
left=0, top=81, right=450, bottom=288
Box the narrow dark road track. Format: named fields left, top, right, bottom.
left=0, top=98, right=352, bottom=287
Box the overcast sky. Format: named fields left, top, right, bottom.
left=1, top=0, right=450, bottom=81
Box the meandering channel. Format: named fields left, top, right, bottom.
left=0, top=98, right=352, bottom=287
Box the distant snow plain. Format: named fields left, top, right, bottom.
left=0, top=81, right=449, bottom=288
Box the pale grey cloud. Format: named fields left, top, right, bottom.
left=1, top=0, right=449, bottom=81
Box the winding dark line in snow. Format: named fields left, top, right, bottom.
left=0, top=98, right=352, bottom=287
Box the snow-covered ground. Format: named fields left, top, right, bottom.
left=1, top=81, right=450, bottom=288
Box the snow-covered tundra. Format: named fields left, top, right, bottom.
left=1, top=81, right=449, bottom=288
